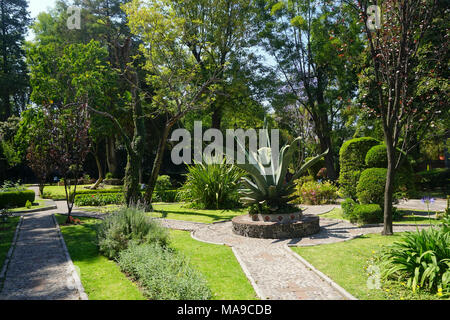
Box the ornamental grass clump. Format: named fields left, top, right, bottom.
left=97, top=207, right=169, bottom=259
left=118, top=243, right=211, bottom=300
left=178, top=158, right=244, bottom=209
left=379, top=227, right=450, bottom=296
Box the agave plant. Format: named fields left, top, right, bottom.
left=233, top=124, right=328, bottom=213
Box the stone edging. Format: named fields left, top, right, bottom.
left=285, top=245, right=358, bottom=300
left=0, top=216, right=24, bottom=283
left=189, top=231, right=266, bottom=300
left=11, top=204, right=58, bottom=214
left=52, top=214, right=89, bottom=300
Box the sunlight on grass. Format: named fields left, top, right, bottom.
left=169, top=230, right=257, bottom=300
left=55, top=214, right=145, bottom=300
left=151, top=203, right=247, bottom=223
left=0, top=216, right=20, bottom=271
left=291, top=233, right=443, bottom=300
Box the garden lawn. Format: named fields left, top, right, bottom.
left=55, top=215, right=145, bottom=300
left=151, top=203, right=247, bottom=223
left=169, top=230, right=257, bottom=300
left=291, top=233, right=442, bottom=300
left=9, top=199, right=50, bottom=212
left=320, top=208, right=442, bottom=225
left=43, top=185, right=122, bottom=200
left=0, top=216, right=20, bottom=271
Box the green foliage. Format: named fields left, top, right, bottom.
left=357, top=168, right=389, bottom=208
left=75, top=193, right=124, bottom=207
left=153, top=190, right=178, bottom=203
left=178, top=159, right=244, bottom=210
left=25, top=200, right=32, bottom=209
left=380, top=228, right=450, bottom=295
left=365, top=144, right=388, bottom=168
left=293, top=180, right=338, bottom=205
left=97, top=207, right=169, bottom=260
left=304, top=157, right=326, bottom=179
left=118, top=243, right=211, bottom=300
left=155, top=175, right=172, bottom=191
left=105, top=172, right=114, bottom=180
left=236, top=121, right=328, bottom=213
left=347, top=204, right=383, bottom=225
left=0, top=190, right=35, bottom=209
left=341, top=198, right=356, bottom=217
left=417, top=168, right=450, bottom=192
left=339, top=137, right=380, bottom=199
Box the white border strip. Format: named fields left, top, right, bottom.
left=52, top=214, right=89, bottom=300
left=285, top=245, right=358, bottom=300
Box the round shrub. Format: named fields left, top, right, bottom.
left=339, top=137, right=380, bottom=199
left=341, top=198, right=356, bottom=216
left=356, top=168, right=388, bottom=207
left=348, top=203, right=383, bottom=224
left=155, top=175, right=172, bottom=191
left=0, top=190, right=36, bottom=209
left=365, top=144, right=388, bottom=168
left=97, top=207, right=169, bottom=259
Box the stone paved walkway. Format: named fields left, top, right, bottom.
left=0, top=188, right=86, bottom=300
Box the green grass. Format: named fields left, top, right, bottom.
left=321, top=208, right=442, bottom=225
left=0, top=216, right=20, bottom=271
left=151, top=203, right=247, bottom=223
left=9, top=199, right=50, bottom=212
left=291, top=233, right=443, bottom=300
left=43, top=185, right=122, bottom=200
left=55, top=214, right=146, bottom=300
left=169, top=230, right=257, bottom=300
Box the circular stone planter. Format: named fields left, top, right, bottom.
left=232, top=213, right=320, bottom=239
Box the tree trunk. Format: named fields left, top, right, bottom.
left=144, top=123, right=172, bottom=207
left=106, top=136, right=118, bottom=177
left=123, top=151, right=141, bottom=206
left=319, top=134, right=337, bottom=180
left=211, top=104, right=222, bottom=130
left=39, top=183, right=44, bottom=198
left=91, top=151, right=103, bottom=189
left=382, top=137, right=396, bottom=235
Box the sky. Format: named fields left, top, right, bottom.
left=26, top=0, right=58, bottom=40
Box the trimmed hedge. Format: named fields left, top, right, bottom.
left=0, top=190, right=36, bottom=209
left=339, top=137, right=380, bottom=199
left=365, top=144, right=388, bottom=168
left=348, top=203, right=383, bottom=224
left=74, top=193, right=124, bottom=206
left=153, top=190, right=178, bottom=203
left=357, top=168, right=389, bottom=208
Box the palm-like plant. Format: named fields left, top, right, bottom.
left=234, top=124, right=328, bottom=213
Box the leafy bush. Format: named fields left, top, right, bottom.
left=365, top=144, right=388, bottom=168
left=75, top=193, right=124, bottom=206
left=118, top=243, right=211, bottom=300
left=347, top=203, right=383, bottom=224
left=105, top=172, right=114, bottom=179
left=97, top=207, right=169, bottom=259
left=339, top=137, right=380, bottom=199
left=25, top=200, right=32, bottom=209
left=0, top=190, right=35, bottom=209
left=380, top=228, right=450, bottom=295
left=153, top=190, right=178, bottom=203
left=43, top=187, right=122, bottom=200
left=155, top=175, right=172, bottom=191
left=417, top=168, right=450, bottom=191
left=304, top=156, right=325, bottom=179
left=178, top=159, right=244, bottom=209
left=294, top=180, right=338, bottom=205
left=357, top=168, right=389, bottom=208
left=341, top=198, right=356, bottom=216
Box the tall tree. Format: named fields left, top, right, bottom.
left=355, top=0, right=448, bottom=235
left=0, top=0, right=31, bottom=120
left=123, top=0, right=220, bottom=207
left=253, top=0, right=364, bottom=180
